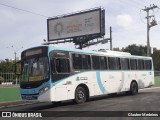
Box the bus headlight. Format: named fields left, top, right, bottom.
left=39, top=86, right=49, bottom=94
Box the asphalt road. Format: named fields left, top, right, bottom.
left=0, top=87, right=160, bottom=120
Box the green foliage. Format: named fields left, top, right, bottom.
left=0, top=60, right=14, bottom=73
left=113, top=48, right=120, bottom=51
left=114, top=44, right=160, bottom=71
left=151, top=50, right=160, bottom=71
left=122, top=44, right=147, bottom=56
left=0, top=76, right=4, bottom=81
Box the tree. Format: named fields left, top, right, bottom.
left=0, top=60, right=14, bottom=73
left=151, top=50, right=160, bottom=71
left=122, top=44, right=147, bottom=56
left=113, top=47, right=120, bottom=51
left=118, top=44, right=160, bottom=71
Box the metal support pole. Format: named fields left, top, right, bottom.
left=110, top=26, right=112, bottom=50
left=146, top=11, right=150, bottom=56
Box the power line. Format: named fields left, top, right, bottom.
left=140, top=0, right=150, bottom=5
left=114, top=26, right=145, bottom=33
left=133, top=0, right=145, bottom=6
left=139, top=9, right=147, bottom=24
left=0, top=3, right=48, bottom=18
left=118, top=0, right=142, bottom=9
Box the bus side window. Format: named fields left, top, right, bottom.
left=82, top=55, right=91, bottom=70
left=100, top=56, right=108, bottom=70
left=144, top=60, right=152, bottom=70
left=121, top=58, right=130, bottom=70
left=92, top=56, right=100, bottom=70
left=138, top=59, right=144, bottom=70
left=108, top=57, right=120, bottom=70
left=117, top=58, right=121, bottom=70
left=51, top=59, right=56, bottom=73
left=108, top=57, right=114, bottom=70
left=72, top=54, right=82, bottom=69
left=130, top=59, right=137, bottom=70
left=55, top=58, right=70, bottom=73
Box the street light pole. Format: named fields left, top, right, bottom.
left=7, top=46, right=23, bottom=85
left=14, top=51, right=17, bottom=74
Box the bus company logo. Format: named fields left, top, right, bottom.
left=76, top=76, right=80, bottom=81
left=2, top=112, right=11, bottom=117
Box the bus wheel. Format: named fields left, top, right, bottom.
left=130, top=81, right=138, bottom=95
left=74, top=86, right=86, bottom=104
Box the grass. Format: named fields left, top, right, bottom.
left=0, top=87, right=20, bottom=102
left=155, top=76, right=160, bottom=86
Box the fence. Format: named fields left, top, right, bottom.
left=154, top=71, right=160, bottom=76
left=0, top=73, right=20, bottom=86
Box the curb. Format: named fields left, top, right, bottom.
left=0, top=100, right=39, bottom=109
left=140, top=86, right=160, bottom=91
left=0, top=100, right=23, bottom=108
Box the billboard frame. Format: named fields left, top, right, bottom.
left=47, top=8, right=105, bottom=42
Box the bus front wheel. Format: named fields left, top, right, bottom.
left=74, top=86, right=87, bottom=104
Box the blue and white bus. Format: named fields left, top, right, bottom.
left=20, top=45, right=154, bottom=104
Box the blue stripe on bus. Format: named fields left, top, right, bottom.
left=96, top=71, right=105, bottom=94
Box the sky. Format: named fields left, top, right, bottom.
left=0, top=0, right=160, bottom=60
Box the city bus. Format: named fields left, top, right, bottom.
left=20, top=45, right=154, bottom=104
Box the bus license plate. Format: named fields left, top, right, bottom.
left=25, top=96, right=32, bottom=100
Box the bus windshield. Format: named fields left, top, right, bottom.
left=22, top=56, right=49, bottom=82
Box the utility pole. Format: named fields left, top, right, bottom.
left=142, top=4, right=158, bottom=56
left=7, top=46, right=23, bottom=84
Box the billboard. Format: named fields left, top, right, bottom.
left=47, top=8, right=105, bottom=41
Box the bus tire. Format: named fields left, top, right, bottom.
left=129, top=81, right=138, bottom=95
left=74, top=86, right=87, bottom=104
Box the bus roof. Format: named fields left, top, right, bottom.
left=28, top=45, right=152, bottom=59
left=47, top=45, right=131, bottom=56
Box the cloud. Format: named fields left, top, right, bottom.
left=116, top=14, right=133, bottom=28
